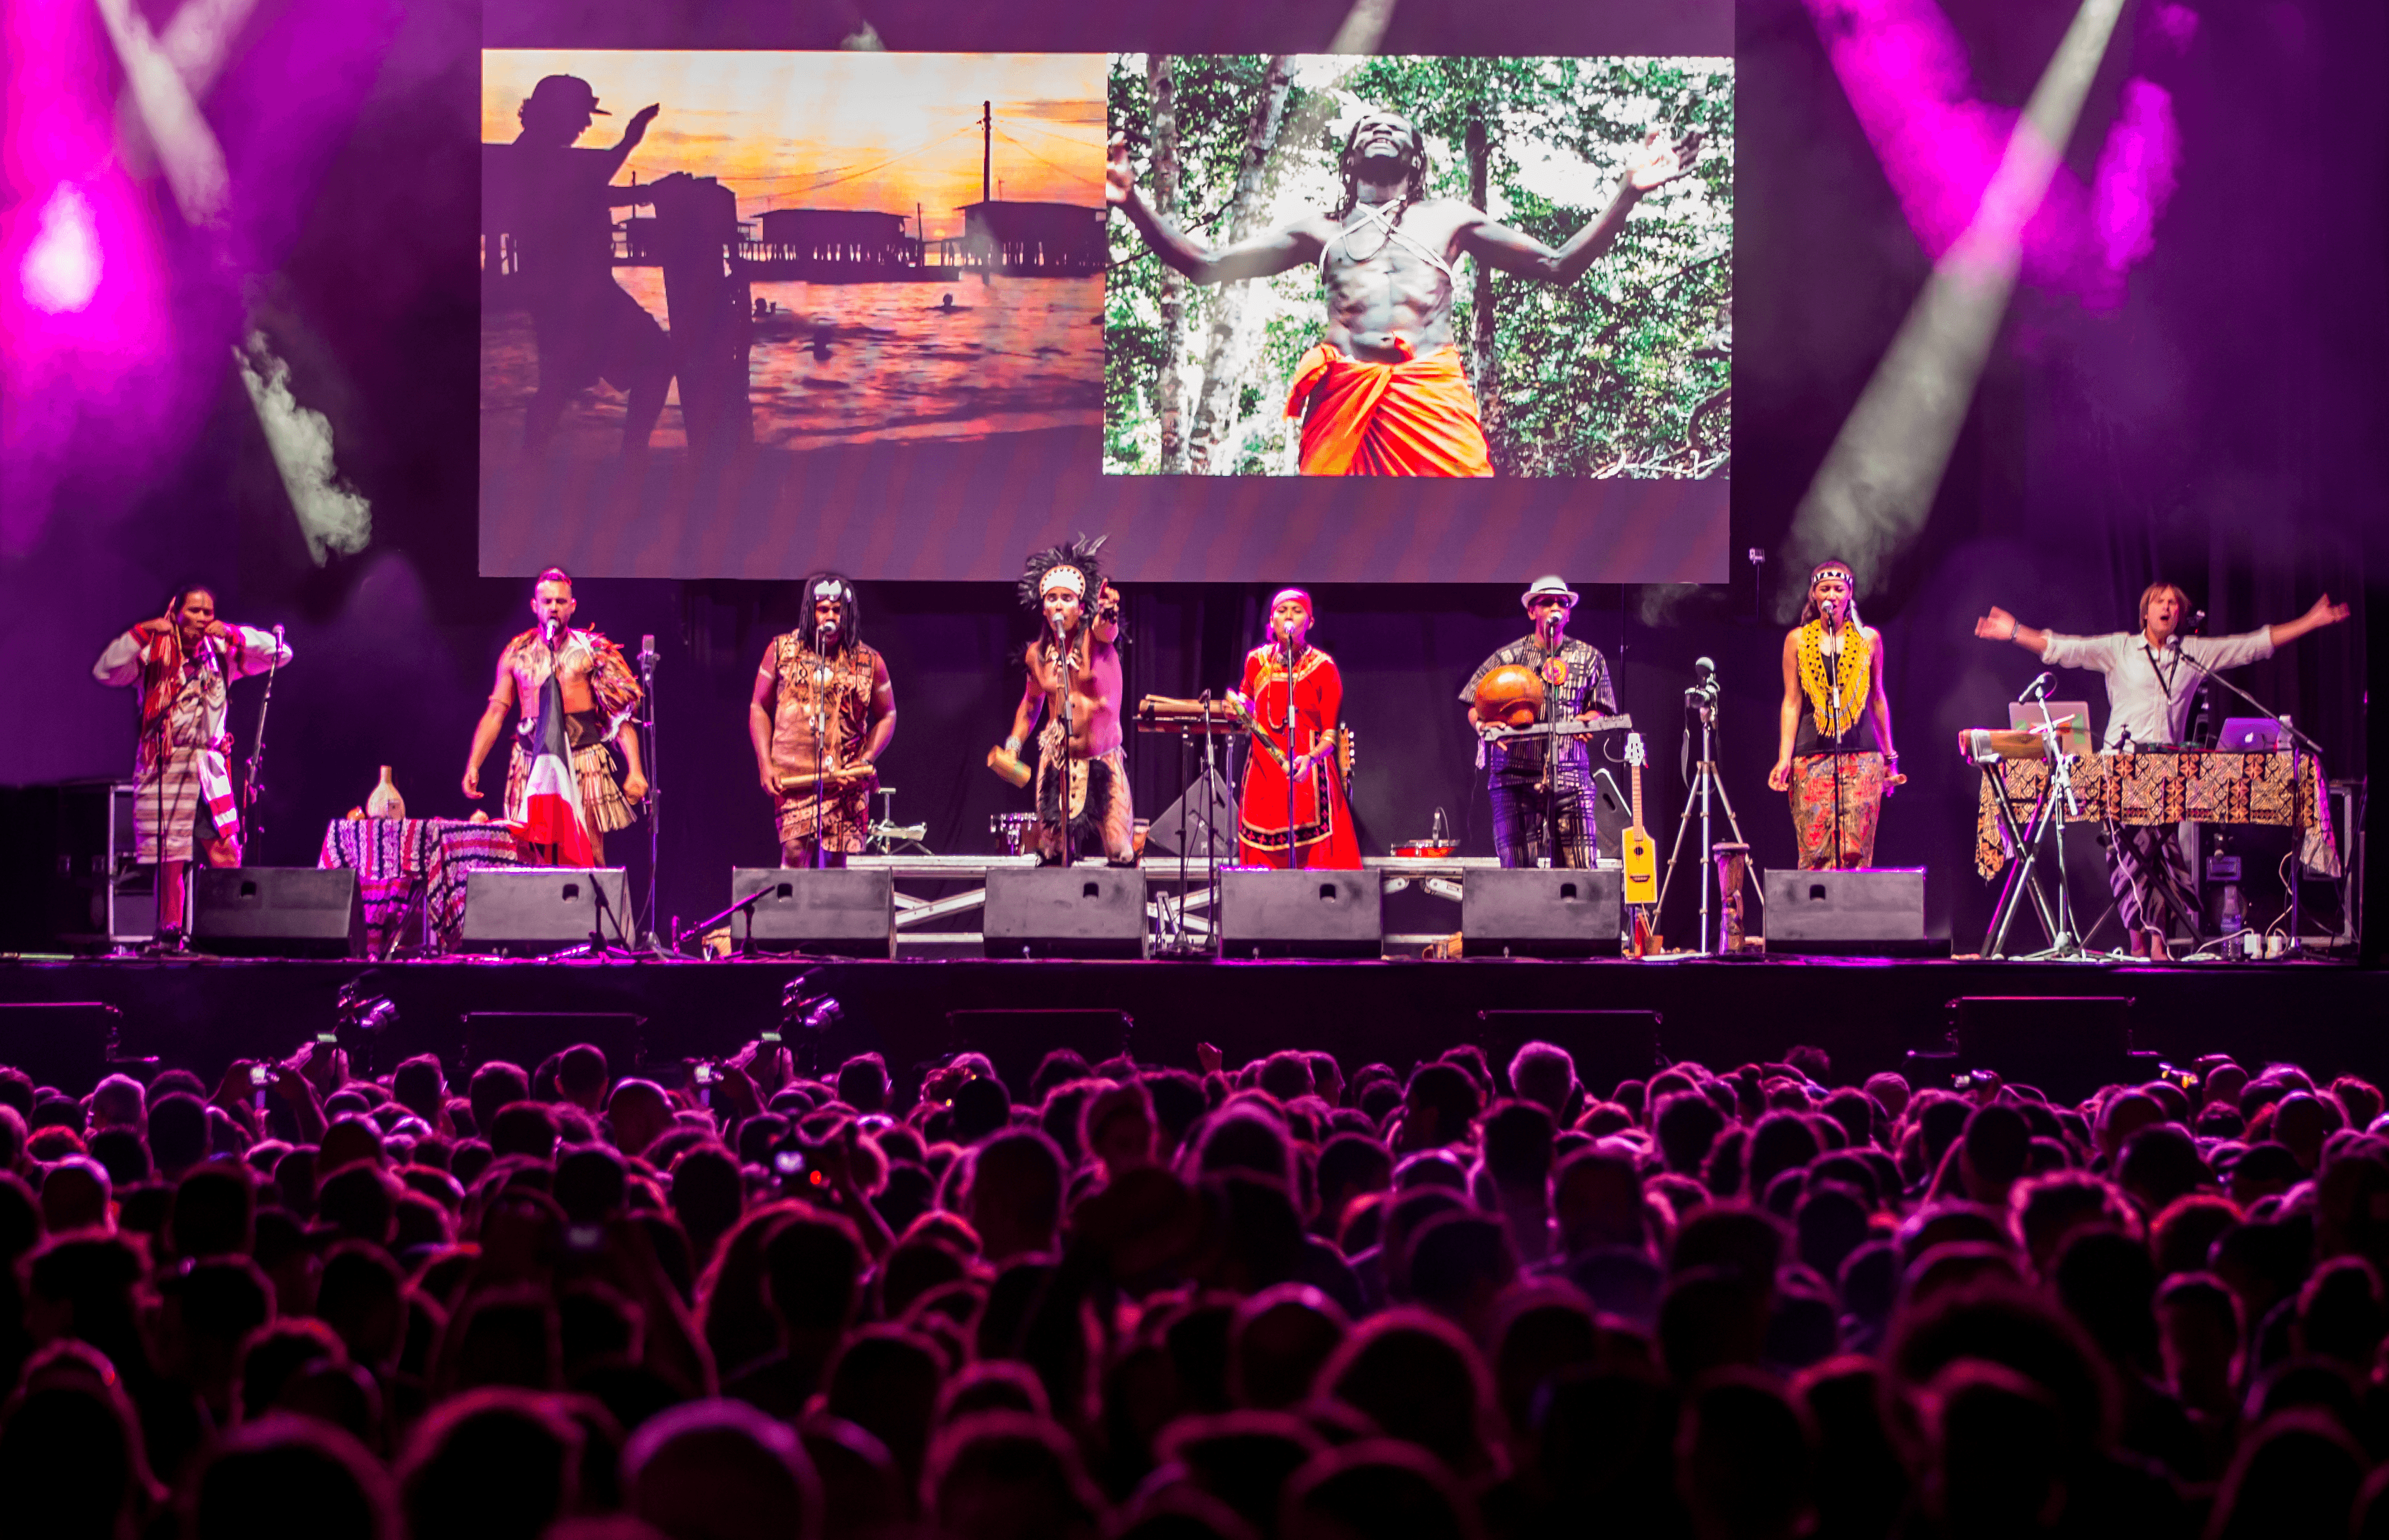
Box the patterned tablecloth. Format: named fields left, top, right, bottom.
left=318, top=818, right=522, bottom=956
left=1974, top=750, right=2337, bottom=880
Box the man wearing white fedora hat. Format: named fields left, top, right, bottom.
left=1460, top=575, right=1617, bottom=868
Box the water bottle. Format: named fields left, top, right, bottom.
left=2219, top=884, right=2245, bottom=939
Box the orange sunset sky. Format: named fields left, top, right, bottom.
left=480, top=52, right=1104, bottom=241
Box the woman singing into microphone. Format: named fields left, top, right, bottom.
left=1232, top=588, right=1361, bottom=868
left=1768, top=560, right=1903, bottom=869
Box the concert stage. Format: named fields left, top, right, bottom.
left=3, top=950, right=2381, bottom=1106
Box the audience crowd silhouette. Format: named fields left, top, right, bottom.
left=0, top=1029, right=2383, bottom=1539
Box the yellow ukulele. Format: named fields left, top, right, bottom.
left=1622, top=732, right=1657, bottom=906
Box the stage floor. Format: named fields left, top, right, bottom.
left=2, top=951, right=2381, bottom=1101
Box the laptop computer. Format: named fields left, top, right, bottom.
left=2006, top=702, right=2096, bottom=757
left=2217, top=717, right=2286, bottom=751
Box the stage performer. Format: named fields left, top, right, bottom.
left=1462, top=576, right=1617, bottom=869
left=1106, top=110, right=1702, bottom=475
left=1232, top=589, right=1362, bottom=868
left=748, top=574, right=895, bottom=868
left=92, top=584, right=293, bottom=938
left=1976, top=584, right=2347, bottom=959
left=1767, top=561, right=1904, bottom=870
left=463, top=568, right=647, bottom=866
left=1003, top=537, right=1133, bottom=865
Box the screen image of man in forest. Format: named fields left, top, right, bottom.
left=1103, top=56, right=1733, bottom=478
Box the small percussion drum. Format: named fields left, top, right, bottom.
left=1472, top=663, right=1544, bottom=728
left=991, top=811, right=1038, bottom=857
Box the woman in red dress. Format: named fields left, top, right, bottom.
left=1232, top=588, right=1363, bottom=868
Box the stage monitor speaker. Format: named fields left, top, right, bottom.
left=728, top=868, right=895, bottom=958
left=1218, top=869, right=1381, bottom=958
left=191, top=868, right=363, bottom=958
left=983, top=867, right=1146, bottom=958
left=460, top=868, right=632, bottom=953
left=1948, top=996, right=2148, bottom=1101
left=1146, top=771, right=1238, bottom=861
left=1474, top=1009, right=1662, bottom=1097
left=1461, top=867, right=1623, bottom=957
left=945, top=1008, right=1134, bottom=1098
left=0, top=1002, right=121, bottom=1094
left=461, top=1011, right=645, bottom=1075
left=1762, top=867, right=1931, bottom=955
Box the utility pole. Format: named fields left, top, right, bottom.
left=982, top=100, right=992, bottom=205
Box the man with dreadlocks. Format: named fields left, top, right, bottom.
left=1107, top=109, right=1702, bottom=475
left=995, top=537, right=1132, bottom=864
left=1767, top=560, right=1903, bottom=870
left=749, top=573, right=896, bottom=868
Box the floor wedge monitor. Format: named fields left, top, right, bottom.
left=460, top=868, right=632, bottom=953
left=728, top=868, right=896, bottom=958
left=192, top=868, right=363, bottom=958
left=1762, top=867, right=1931, bottom=955
left=1461, top=867, right=1624, bottom=958
left=1218, top=868, right=1381, bottom=958
left=983, top=865, right=1146, bottom=958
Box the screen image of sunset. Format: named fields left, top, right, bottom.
left=478, top=51, right=1104, bottom=468
left=479, top=52, right=1104, bottom=241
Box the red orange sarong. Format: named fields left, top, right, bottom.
left=1284, top=340, right=1495, bottom=477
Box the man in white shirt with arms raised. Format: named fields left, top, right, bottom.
left=1976, top=583, right=2347, bottom=958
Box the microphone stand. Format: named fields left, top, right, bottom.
left=242, top=624, right=285, bottom=856
left=1537, top=615, right=1562, bottom=869
left=2166, top=640, right=2327, bottom=955
left=637, top=632, right=660, bottom=946
left=1826, top=609, right=1847, bottom=871
left=1283, top=628, right=1303, bottom=872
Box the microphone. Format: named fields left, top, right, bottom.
left=2019, top=671, right=2053, bottom=702
left=542, top=615, right=563, bottom=648
left=639, top=633, right=656, bottom=664
left=2191, top=609, right=2205, bottom=632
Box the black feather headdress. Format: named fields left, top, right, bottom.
left=1017, top=534, right=1108, bottom=612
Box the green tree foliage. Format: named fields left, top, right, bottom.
left=1105, top=54, right=1733, bottom=477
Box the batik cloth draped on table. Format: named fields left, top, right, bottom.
left=1284, top=340, right=1495, bottom=477
left=1236, top=644, right=1361, bottom=868
left=1973, top=751, right=2337, bottom=878
left=318, top=818, right=523, bottom=957
left=765, top=637, right=887, bottom=854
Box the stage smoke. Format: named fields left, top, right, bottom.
left=1781, top=0, right=2128, bottom=616
left=93, top=0, right=229, bottom=227
left=235, top=330, right=372, bottom=565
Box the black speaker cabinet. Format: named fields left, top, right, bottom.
left=1461, top=867, right=1624, bottom=958
left=460, top=868, right=632, bottom=953
left=983, top=866, right=1146, bottom=958
left=191, top=868, right=363, bottom=958
left=1762, top=867, right=1931, bottom=955
left=728, top=868, right=895, bottom=958
left=1218, top=868, right=1381, bottom=958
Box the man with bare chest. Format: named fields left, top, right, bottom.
left=1107, top=110, right=1702, bottom=475
left=463, top=568, right=648, bottom=864
left=998, top=537, right=1132, bottom=864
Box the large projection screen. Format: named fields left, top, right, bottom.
left=479, top=48, right=1731, bottom=582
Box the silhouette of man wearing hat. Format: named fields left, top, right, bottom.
left=508, top=75, right=675, bottom=458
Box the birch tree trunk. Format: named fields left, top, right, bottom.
left=1186, top=54, right=1295, bottom=475
left=1465, top=113, right=1513, bottom=475
left=1148, top=54, right=1188, bottom=473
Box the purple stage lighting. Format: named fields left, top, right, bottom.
left=21, top=185, right=103, bottom=313
left=1805, top=0, right=2188, bottom=306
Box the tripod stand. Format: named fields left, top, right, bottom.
left=1654, top=672, right=1753, bottom=953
